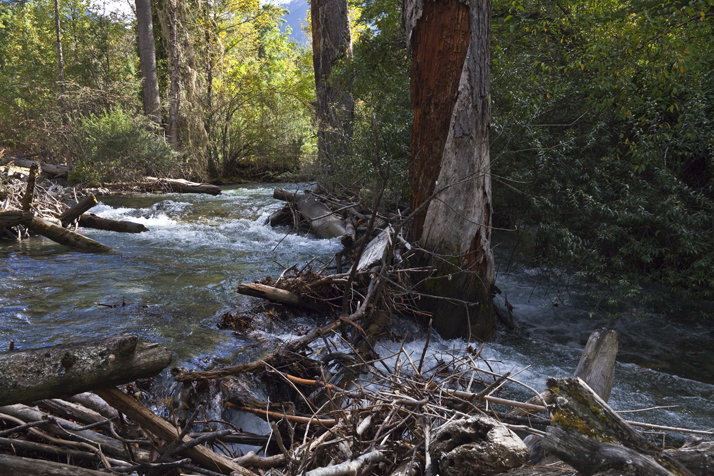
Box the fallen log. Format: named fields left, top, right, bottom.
left=0, top=403, right=149, bottom=460
left=0, top=210, right=32, bottom=228
left=0, top=454, right=109, bottom=475
left=1, top=157, right=69, bottom=177
left=79, top=212, right=148, bottom=233
left=26, top=216, right=115, bottom=253
left=542, top=377, right=692, bottom=476
left=94, top=387, right=257, bottom=476
left=59, top=194, right=97, bottom=227
left=273, top=188, right=346, bottom=238
left=0, top=334, right=172, bottom=406
left=143, top=177, right=221, bottom=195
left=237, top=282, right=325, bottom=312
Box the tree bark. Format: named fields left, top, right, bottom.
left=136, top=0, right=162, bottom=125
left=0, top=334, right=172, bottom=406
left=405, top=0, right=495, bottom=339
left=311, top=0, right=354, bottom=190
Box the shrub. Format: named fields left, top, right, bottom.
left=66, top=108, right=181, bottom=185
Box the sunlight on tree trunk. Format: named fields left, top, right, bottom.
left=167, top=0, right=180, bottom=147
left=54, top=0, right=65, bottom=107
left=406, top=0, right=495, bottom=340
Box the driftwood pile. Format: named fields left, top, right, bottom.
left=0, top=156, right=220, bottom=252
left=209, top=189, right=714, bottom=475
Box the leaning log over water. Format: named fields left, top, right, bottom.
left=59, top=194, right=97, bottom=227
left=79, top=212, right=148, bottom=233
left=0, top=334, right=172, bottom=406
left=26, top=216, right=115, bottom=252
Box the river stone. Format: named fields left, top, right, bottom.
left=430, top=415, right=529, bottom=476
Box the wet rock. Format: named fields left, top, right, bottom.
left=430, top=415, right=529, bottom=476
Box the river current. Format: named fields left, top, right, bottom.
left=1, top=184, right=712, bottom=440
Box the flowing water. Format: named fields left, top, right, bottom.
left=1, top=183, right=712, bottom=440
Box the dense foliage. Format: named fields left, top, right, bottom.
left=490, top=0, right=714, bottom=297
left=1, top=0, right=711, bottom=298
left=333, top=0, right=713, bottom=298
left=0, top=0, right=315, bottom=181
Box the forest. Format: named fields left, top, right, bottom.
left=1, top=0, right=713, bottom=474
left=1, top=0, right=711, bottom=300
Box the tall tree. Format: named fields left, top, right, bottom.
left=311, top=0, right=354, bottom=189
left=135, top=0, right=161, bottom=125
left=405, top=0, right=495, bottom=339
left=167, top=0, right=180, bottom=146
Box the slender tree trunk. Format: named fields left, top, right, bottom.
left=310, top=0, right=354, bottom=190
left=54, top=0, right=66, bottom=116
left=405, top=0, right=495, bottom=339
left=167, top=0, right=180, bottom=147
left=135, top=0, right=162, bottom=125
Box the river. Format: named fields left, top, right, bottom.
left=1, top=183, right=712, bottom=441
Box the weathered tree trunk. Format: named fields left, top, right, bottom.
left=59, top=194, right=97, bottom=227
left=0, top=334, right=172, bottom=406
left=167, top=0, right=180, bottom=147
left=136, top=0, right=162, bottom=125
left=405, top=0, right=495, bottom=339
left=27, top=216, right=115, bottom=253
left=79, top=213, right=148, bottom=233
left=311, top=0, right=354, bottom=190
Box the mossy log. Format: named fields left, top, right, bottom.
left=79, top=212, right=148, bottom=233
left=27, top=216, right=115, bottom=252
left=0, top=334, right=172, bottom=406
left=542, top=377, right=693, bottom=476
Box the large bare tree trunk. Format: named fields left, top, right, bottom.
left=311, top=0, right=354, bottom=190
left=405, top=0, right=495, bottom=339
left=136, top=0, right=162, bottom=125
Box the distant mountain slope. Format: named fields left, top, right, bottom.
left=279, top=0, right=309, bottom=44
